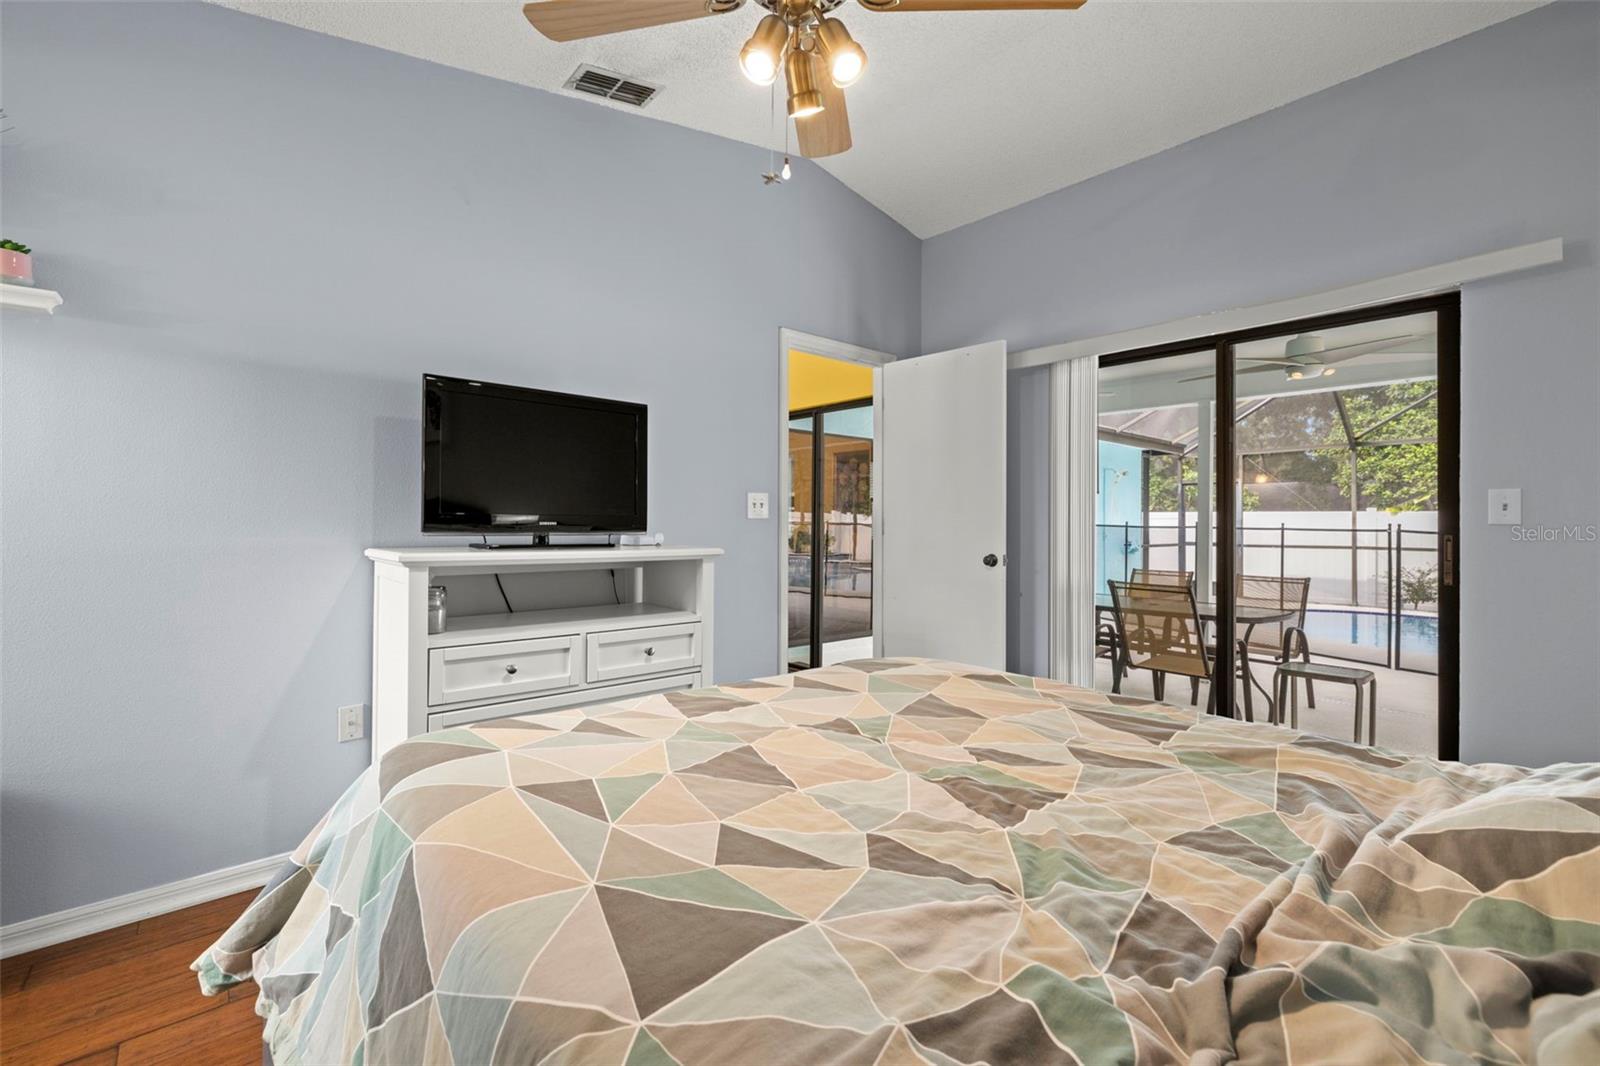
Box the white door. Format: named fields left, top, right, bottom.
left=878, top=341, right=1007, bottom=668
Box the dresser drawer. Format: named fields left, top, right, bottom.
left=586, top=622, right=701, bottom=684
left=428, top=635, right=581, bottom=707
left=427, top=671, right=702, bottom=733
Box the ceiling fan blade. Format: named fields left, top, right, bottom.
left=859, top=0, right=1085, bottom=10
left=1330, top=350, right=1429, bottom=368
left=522, top=0, right=733, bottom=42
left=797, top=73, right=852, bottom=158
left=1177, top=364, right=1285, bottom=384
left=1318, top=334, right=1423, bottom=364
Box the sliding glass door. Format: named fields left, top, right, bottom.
left=788, top=413, right=817, bottom=668
left=1230, top=303, right=1452, bottom=757
left=1092, top=295, right=1458, bottom=757
left=1094, top=348, right=1227, bottom=712
left=788, top=402, right=875, bottom=670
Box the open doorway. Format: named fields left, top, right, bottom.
left=778, top=332, right=894, bottom=672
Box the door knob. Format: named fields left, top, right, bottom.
left=982, top=554, right=999, bottom=568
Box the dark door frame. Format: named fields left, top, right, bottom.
left=788, top=397, right=874, bottom=671
left=1097, top=293, right=1460, bottom=759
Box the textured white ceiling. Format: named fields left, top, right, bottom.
left=215, top=0, right=1541, bottom=237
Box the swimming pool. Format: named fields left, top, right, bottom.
left=1302, top=608, right=1439, bottom=658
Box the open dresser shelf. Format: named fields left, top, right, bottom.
left=428, top=602, right=699, bottom=648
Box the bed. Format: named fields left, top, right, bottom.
left=195, top=659, right=1600, bottom=1064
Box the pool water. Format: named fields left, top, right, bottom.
left=1302, top=609, right=1439, bottom=657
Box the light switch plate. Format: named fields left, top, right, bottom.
left=1487, top=488, right=1521, bottom=526
left=338, top=704, right=366, bottom=743
left=746, top=492, right=770, bottom=520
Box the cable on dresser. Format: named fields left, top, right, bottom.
left=494, top=572, right=514, bottom=613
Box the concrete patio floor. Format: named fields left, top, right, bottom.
left=1091, top=656, right=1441, bottom=759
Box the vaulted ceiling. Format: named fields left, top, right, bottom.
left=218, top=1, right=1541, bottom=237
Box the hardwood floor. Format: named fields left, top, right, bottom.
left=0, top=892, right=264, bottom=1065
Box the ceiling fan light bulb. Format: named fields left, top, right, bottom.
left=817, top=18, right=866, bottom=87
left=830, top=49, right=865, bottom=87
left=740, top=14, right=787, bottom=86
left=741, top=51, right=777, bottom=85
left=785, top=48, right=826, bottom=117
left=788, top=91, right=824, bottom=118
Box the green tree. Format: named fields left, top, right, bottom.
left=1145, top=456, right=1192, bottom=512
left=1152, top=451, right=1260, bottom=512
left=1146, top=454, right=1263, bottom=511
left=1401, top=564, right=1438, bottom=609
left=1136, top=381, right=1438, bottom=516
left=1341, top=382, right=1439, bottom=512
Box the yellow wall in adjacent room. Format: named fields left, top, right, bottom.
left=788, top=350, right=873, bottom=412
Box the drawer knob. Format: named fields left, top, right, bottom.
left=644, top=647, right=655, bottom=657
left=505, top=664, right=518, bottom=675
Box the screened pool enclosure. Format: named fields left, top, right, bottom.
left=1098, top=380, right=1441, bottom=673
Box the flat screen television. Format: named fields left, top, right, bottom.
left=422, top=374, right=646, bottom=539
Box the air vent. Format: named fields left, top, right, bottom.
left=564, top=64, right=661, bottom=108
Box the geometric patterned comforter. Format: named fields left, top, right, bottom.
left=194, top=659, right=1600, bottom=1064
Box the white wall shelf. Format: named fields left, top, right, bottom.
left=0, top=283, right=63, bottom=313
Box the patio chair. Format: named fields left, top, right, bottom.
left=1096, top=620, right=1122, bottom=686
left=1108, top=581, right=1217, bottom=711
left=1233, top=575, right=1315, bottom=707
left=1131, top=568, right=1194, bottom=590
left=1102, top=573, right=1186, bottom=694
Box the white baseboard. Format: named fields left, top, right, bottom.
left=0, top=851, right=292, bottom=959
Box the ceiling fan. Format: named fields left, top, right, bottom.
left=1178, top=333, right=1423, bottom=384
left=522, top=0, right=1087, bottom=158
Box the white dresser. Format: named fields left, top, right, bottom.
left=365, top=545, right=721, bottom=761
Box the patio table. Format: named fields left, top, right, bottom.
left=1095, top=595, right=1296, bottom=721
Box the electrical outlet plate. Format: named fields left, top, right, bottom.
left=746, top=492, right=770, bottom=519
left=338, top=704, right=366, bottom=743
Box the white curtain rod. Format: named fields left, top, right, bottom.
left=1010, top=238, right=1564, bottom=370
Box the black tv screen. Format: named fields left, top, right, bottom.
left=422, top=375, right=646, bottom=535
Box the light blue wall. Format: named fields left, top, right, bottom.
left=924, top=1, right=1600, bottom=767
left=1096, top=441, right=1143, bottom=591
left=0, top=1, right=920, bottom=923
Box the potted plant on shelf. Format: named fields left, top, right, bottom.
left=0, top=240, right=33, bottom=286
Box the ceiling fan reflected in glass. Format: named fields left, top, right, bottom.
left=522, top=0, right=1087, bottom=159
left=1178, top=334, right=1425, bottom=385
